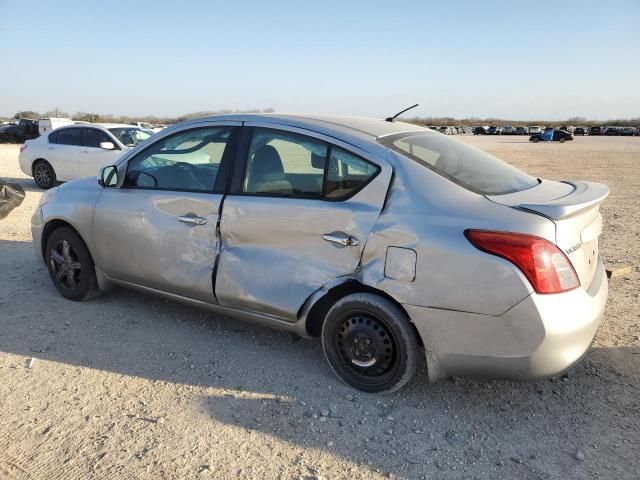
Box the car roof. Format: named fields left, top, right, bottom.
left=184, top=113, right=427, bottom=140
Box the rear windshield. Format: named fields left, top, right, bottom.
left=379, top=131, right=538, bottom=195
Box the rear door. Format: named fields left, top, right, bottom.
left=94, top=122, right=241, bottom=302
left=215, top=124, right=392, bottom=320
left=78, top=128, right=123, bottom=178
left=47, top=127, right=85, bottom=180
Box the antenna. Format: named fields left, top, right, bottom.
left=385, top=104, right=419, bottom=122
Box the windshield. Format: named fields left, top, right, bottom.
left=379, top=131, right=539, bottom=195
left=108, top=128, right=152, bottom=147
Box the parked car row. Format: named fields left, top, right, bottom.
left=474, top=126, right=539, bottom=135
left=473, top=125, right=639, bottom=136
left=428, top=126, right=474, bottom=135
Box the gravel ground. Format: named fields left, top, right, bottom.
left=0, top=136, right=638, bottom=480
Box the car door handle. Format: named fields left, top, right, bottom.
left=322, top=232, right=359, bottom=247
left=178, top=215, right=207, bottom=226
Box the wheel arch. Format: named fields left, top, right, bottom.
left=302, top=280, right=422, bottom=345
left=31, top=157, right=52, bottom=174
left=41, top=219, right=93, bottom=262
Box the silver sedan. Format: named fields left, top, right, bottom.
left=31, top=114, right=609, bottom=393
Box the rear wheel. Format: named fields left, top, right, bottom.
left=33, top=160, right=56, bottom=189
left=45, top=227, right=99, bottom=301
left=321, top=293, right=418, bottom=393
left=532, top=136, right=540, bottom=143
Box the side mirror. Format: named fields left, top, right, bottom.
left=98, top=165, right=118, bottom=187
left=100, top=141, right=115, bottom=150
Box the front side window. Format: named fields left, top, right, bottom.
left=84, top=128, right=114, bottom=148
left=242, top=128, right=379, bottom=200
left=124, top=127, right=232, bottom=192
left=51, top=128, right=84, bottom=146
left=379, top=131, right=538, bottom=195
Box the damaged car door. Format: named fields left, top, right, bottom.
left=93, top=123, right=240, bottom=302
left=215, top=124, right=392, bottom=320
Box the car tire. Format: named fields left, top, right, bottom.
left=321, top=293, right=418, bottom=394
left=532, top=137, right=540, bottom=143
left=33, top=160, right=56, bottom=189
left=45, top=227, right=100, bottom=301
left=559, top=137, right=566, bottom=143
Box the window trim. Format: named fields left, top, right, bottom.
left=230, top=126, right=380, bottom=202
left=120, top=125, right=240, bottom=194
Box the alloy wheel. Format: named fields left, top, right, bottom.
left=34, top=163, right=52, bottom=187
left=49, top=240, right=82, bottom=291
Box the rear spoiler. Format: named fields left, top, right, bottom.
left=517, top=181, right=609, bottom=220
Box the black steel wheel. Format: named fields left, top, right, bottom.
left=322, top=293, right=418, bottom=393
left=45, top=227, right=99, bottom=301
left=33, top=160, right=56, bottom=189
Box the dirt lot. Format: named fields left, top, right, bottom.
left=0, top=136, right=638, bottom=479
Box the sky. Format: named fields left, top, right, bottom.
left=0, top=0, right=639, bottom=120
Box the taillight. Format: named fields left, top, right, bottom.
left=19, top=144, right=27, bottom=154
left=464, top=230, right=580, bottom=294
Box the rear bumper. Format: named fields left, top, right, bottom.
left=18, top=154, right=32, bottom=177
left=407, top=258, right=608, bottom=382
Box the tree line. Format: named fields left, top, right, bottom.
left=3, top=110, right=639, bottom=127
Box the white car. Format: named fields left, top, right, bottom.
left=19, top=124, right=152, bottom=189
left=529, top=126, right=542, bottom=135
left=131, top=121, right=163, bottom=133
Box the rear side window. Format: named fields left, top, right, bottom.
left=84, top=128, right=113, bottom=148
left=326, top=148, right=379, bottom=199
left=379, top=132, right=538, bottom=195
left=51, top=128, right=84, bottom=146
left=242, top=127, right=379, bottom=200
left=243, top=129, right=327, bottom=197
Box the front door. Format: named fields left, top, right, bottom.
left=215, top=124, right=392, bottom=320
left=93, top=122, right=240, bottom=303
left=78, top=127, right=124, bottom=178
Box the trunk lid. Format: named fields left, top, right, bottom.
left=487, top=180, right=609, bottom=288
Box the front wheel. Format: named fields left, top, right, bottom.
left=559, top=137, right=566, bottom=143
left=33, top=160, right=56, bottom=189
left=321, top=293, right=418, bottom=393
left=45, top=227, right=99, bottom=301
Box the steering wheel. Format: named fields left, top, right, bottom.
left=174, top=162, right=201, bottom=186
